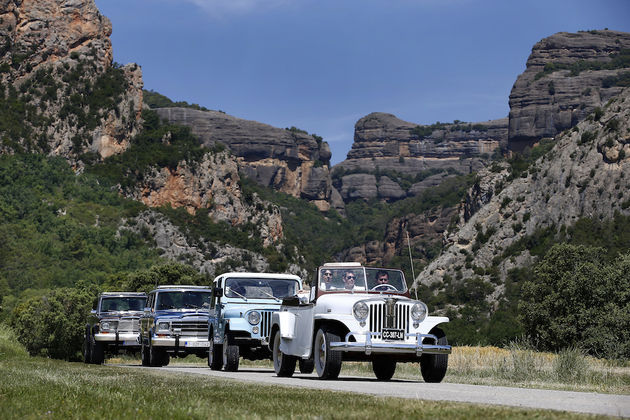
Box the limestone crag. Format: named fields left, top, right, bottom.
left=509, top=30, right=630, bottom=149
left=119, top=210, right=269, bottom=276
left=0, top=0, right=143, bottom=159
left=127, top=151, right=283, bottom=247
left=155, top=107, right=341, bottom=213
left=337, top=207, right=456, bottom=266
left=333, top=112, right=506, bottom=201
left=416, top=88, right=630, bottom=297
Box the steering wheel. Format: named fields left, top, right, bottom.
left=370, top=284, right=397, bottom=292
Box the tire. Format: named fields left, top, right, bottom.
left=140, top=339, right=150, bottom=366
left=208, top=333, right=223, bottom=370
left=372, top=356, right=396, bottom=381
left=222, top=333, right=239, bottom=372
left=420, top=328, right=448, bottom=383
left=272, top=331, right=296, bottom=377
left=83, top=327, right=92, bottom=364
left=91, top=339, right=105, bottom=365
left=298, top=358, right=315, bottom=374
left=149, top=340, right=167, bottom=367
left=313, top=327, right=342, bottom=380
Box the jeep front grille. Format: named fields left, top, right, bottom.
left=260, top=311, right=273, bottom=339
left=368, top=302, right=410, bottom=336
left=118, top=317, right=140, bottom=333
left=171, top=320, right=208, bottom=337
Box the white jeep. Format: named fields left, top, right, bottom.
left=269, top=263, right=451, bottom=381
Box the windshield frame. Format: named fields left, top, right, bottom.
left=155, top=290, right=212, bottom=311
left=223, top=277, right=301, bottom=301
left=316, top=265, right=408, bottom=297
left=99, top=296, right=147, bottom=312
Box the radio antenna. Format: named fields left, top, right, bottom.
left=406, top=230, right=419, bottom=300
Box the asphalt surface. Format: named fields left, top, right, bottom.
left=121, top=365, right=630, bottom=417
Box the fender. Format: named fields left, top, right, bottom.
left=277, top=311, right=296, bottom=339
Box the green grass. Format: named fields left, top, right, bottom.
left=0, top=357, right=602, bottom=420
left=0, top=326, right=618, bottom=418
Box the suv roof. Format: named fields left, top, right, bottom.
left=217, top=272, right=301, bottom=281
left=156, top=285, right=210, bottom=289
left=100, top=292, right=147, bottom=297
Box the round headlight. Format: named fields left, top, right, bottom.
left=353, top=301, right=369, bottom=321
left=157, top=321, right=170, bottom=332
left=247, top=311, right=261, bottom=325
left=411, top=302, right=428, bottom=322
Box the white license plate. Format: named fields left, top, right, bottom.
left=381, top=329, right=405, bottom=341
left=184, top=341, right=210, bottom=348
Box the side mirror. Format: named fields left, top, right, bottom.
left=144, top=307, right=151, bottom=313
left=214, top=288, right=223, bottom=298
left=90, top=309, right=97, bottom=315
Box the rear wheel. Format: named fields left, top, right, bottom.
left=208, top=334, right=223, bottom=370
left=273, top=331, right=296, bottom=377
left=420, top=328, right=448, bottom=383
left=372, top=356, right=396, bottom=381
left=313, top=327, right=342, bottom=380
left=222, top=333, right=239, bottom=372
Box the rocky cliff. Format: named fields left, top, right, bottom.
left=0, top=0, right=144, bottom=159
left=333, top=112, right=506, bottom=201
left=155, top=107, right=344, bottom=213
left=415, top=87, right=630, bottom=299
left=508, top=30, right=630, bottom=150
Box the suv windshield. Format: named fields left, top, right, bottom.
left=100, top=297, right=146, bottom=312
left=224, top=278, right=299, bottom=299
left=156, top=291, right=211, bottom=311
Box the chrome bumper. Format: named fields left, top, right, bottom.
left=330, top=332, right=451, bottom=356
left=94, top=332, right=140, bottom=346
left=151, top=336, right=210, bottom=348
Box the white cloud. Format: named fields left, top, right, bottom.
left=179, top=0, right=293, bottom=17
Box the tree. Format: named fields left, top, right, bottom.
left=104, top=262, right=206, bottom=293
left=519, top=244, right=630, bottom=359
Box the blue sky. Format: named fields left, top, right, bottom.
left=94, top=0, right=630, bottom=165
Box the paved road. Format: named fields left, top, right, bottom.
left=121, top=365, right=630, bottom=417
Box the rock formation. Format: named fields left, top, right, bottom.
left=333, top=112, right=507, bottom=201
left=0, top=0, right=143, bottom=159
left=416, top=87, right=630, bottom=296
left=508, top=30, right=630, bottom=150
left=155, top=107, right=343, bottom=213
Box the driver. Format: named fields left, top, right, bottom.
left=376, top=271, right=389, bottom=285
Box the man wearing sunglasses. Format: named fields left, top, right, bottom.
left=343, top=271, right=356, bottom=290
left=321, top=269, right=334, bottom=290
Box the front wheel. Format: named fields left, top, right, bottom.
left=208, top=334, right=223, bottom=370
left=140, top=339, right=150, bottom=366
left=91, top=338, right=105, bottom=365
left=222, top=333, right=239, bottom=372
left=313, top=327, right=342, bottom=380
left=372, top=356, right=396, bottom=381
left=298, top=358, right=314, bottom=374
left=83, top=327, right=92, bottom=364
left=273, top=331, right=296, bottom=377
left=420, top=328, right=448, bottom=383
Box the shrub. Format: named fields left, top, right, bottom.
left=11, top=287, right=97, bottom=361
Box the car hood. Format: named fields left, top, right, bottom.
left=153, top=310, right=209, bottom=320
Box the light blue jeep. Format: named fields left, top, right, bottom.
left=208, top=272, right=302, bottom=371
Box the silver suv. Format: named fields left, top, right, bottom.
left=83, top=292, right=147, bottom=364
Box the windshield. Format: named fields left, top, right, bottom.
left=100, top=297, right=146, bottom=312
left=224, top=278, right=299, bottom=299
left=318, top=268, right=367, bottom=291
left=365, top=268, right=407, bottom=292
left=156, top=291, right=211, bottom=311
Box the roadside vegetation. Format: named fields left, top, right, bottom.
left=0, top=326, right=608, bottom=419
